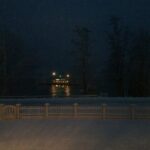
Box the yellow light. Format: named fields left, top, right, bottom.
left=65, top=85, right=70, bottom=96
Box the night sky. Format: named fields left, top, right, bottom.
left=0, top=0, right=150, bottom=79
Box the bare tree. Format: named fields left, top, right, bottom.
left=0, top=30, right=7, bottom=95
left=72, top=26, right=91, bottom=94
left=129, top=30, right=150, bottom=96
left=0, top=30, right=25, bottom=95
left=107, top=16, right=130, bottom=96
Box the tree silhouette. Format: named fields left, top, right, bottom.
left=0, top=30, right=25, bottom=95
left=107, top=16, right=130, bottom=96
left=72, top=26, right=91, bottom=94
left=129, top=30, right=150, bottom=96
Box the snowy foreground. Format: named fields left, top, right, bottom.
left=0, top=120, right=150, bottom=150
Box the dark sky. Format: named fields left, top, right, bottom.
left=0, top=0, right=150, bottom=78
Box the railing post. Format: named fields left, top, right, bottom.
left=45, top=103, right=49, bottom=118
left=102, top=104, right=107, bottom=120
left=130, top=104, right=136, bottom=120
left=0, top=104, right=4, bottom=120
left=16, top=104, right=21, bottom=119
left=74, top=103, right=78, bottom=117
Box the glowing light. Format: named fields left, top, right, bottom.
left=51, top=85, right=56, bottom=97
left=66, top=74, right=70, bottom=78
left=65, top=85, right=70, bottom=96
left=52, top=72, right=56, bottom=76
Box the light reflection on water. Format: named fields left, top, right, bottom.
left=51, top=84, right=71, bottom=97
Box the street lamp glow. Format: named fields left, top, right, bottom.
left=66, top=74, right=70, bottom=78
left=52, top=72, right=56, bottom=76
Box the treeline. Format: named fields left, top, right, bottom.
left=72, top=17, right=150, bottom=96
left=0, top=29, right=38, bottom=96
left=105, top=16, right=150, bottom=96
left=0, top=16, right=150, bottom=97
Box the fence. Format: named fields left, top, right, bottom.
left=0, top=103, right=150, bottom=120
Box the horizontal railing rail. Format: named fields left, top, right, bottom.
left=0, top=103, right=150, bottom=120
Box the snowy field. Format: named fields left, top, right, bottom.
left=1, top=97, right=150, bottom=106
left=0, top=120, right=150, bottom=150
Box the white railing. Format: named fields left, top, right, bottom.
left=0, top=103, right=150, bottom=120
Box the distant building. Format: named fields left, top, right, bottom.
left=50, top=72, right=71, bottom=97
left=51, top=72, right=70, bottom=85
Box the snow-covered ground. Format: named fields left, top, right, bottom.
left=0, top=120, right=150, bottom=150
left=1, top=97, right=150, bottom=106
